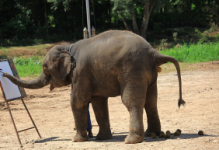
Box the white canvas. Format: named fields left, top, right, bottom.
left=0, top=61, right=21, bottom=100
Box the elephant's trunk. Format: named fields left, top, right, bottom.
left=155, top=52, right=185, bottom=107
left=3, top=71, right=50, bottom=89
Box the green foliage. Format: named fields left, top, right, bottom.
left=13, top=57, right=43, bottom=66
left=161, top=42, right=219, bottom=63
left=112, top=0, right=168, bottom=35
left=49, top=0, right=74, bottom=11
left=194, top=28, right=202, bottom=36
left=112, top=0, right=137, bottom=19
left=208, top=22, right=218, bottom=33
left=173, top=32, right=178, bottom=41
left=0, top=0, right=218, bottom=45
left=16, top=65, right=42, bottom=77
left=13, top=57, right=43, bottom=77
left=157, top=39, right=168, bottom=51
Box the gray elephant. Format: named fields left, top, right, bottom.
left=3, top=30, right=185, bottom=144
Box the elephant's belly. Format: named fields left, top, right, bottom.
left=92, top=82, right=120, bottom=97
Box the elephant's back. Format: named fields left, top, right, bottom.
left=74, top=30, right=154, bottom=72
left=84, top=30, right=151, bottom=57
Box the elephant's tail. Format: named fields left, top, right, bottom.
left=155, top=53, right=185, bottom=107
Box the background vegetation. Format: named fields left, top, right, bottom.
left=13, top=57, right=43, bottom=77
left=0, top=0, right=219, bottom=77
left=13, top=42, right=219, bottom=77
left=0, top=0, right=219, bottom=46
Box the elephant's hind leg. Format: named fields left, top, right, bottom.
left=144, top=80, right=161, bottom=137
left=91, top=96, right=112, bottom=140
left=121, top=83, right=147, bottom=144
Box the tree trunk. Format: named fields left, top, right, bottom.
left=141, top=0, right=154, bottom=39
left=119, top=13, right=131, bottom=31
left=44, top=0, right=48, bottom=39
left=132, top=14, right=140, bottom=34
left=82, top=0, right=84, bottom=28
left=108, top=0, right=111, bottom=28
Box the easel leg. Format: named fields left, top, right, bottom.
left=5, top=99, right=22, bottom=147
left=20, top=98, right=41, bottom=138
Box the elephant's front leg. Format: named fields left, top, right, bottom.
left=70, top=77, right=93, bottom=142
left=91, top=96, right=112, bottom=140
left=71, top=97, right=88, bottom=142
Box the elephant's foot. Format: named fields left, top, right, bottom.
left=144, top=129, right=161, bottom=137
left=96, top=130, right=112, bottom=140
left=124, top=133, right=144, bottom=144
left=73, top=133, right=88, bottom=142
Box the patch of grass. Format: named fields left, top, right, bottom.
left=13, top=57, right=43, bottom=65
left=13, top=57, right=43, bottom=77
left=161, top=42, right=219, bottom=63
left=16, top=65, right=42, bottom=77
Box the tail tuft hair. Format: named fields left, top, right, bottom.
left=178, top=98, right=186, bottom=108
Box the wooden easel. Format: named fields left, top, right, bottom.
left=0, top=59, right=41, bottom=147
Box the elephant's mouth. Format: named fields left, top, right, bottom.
left=49, top=74, right=72, bottom=91
left=49, top=82, right=67, bottom=91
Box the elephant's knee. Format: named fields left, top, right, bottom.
left=71, top=97, right=87, bottom=109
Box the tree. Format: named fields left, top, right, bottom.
left=44, top=0, right=49, bottom=38
left=112, top=0, right=167, bottom=39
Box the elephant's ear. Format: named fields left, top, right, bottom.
left=58, top=51, right=76, bottom=80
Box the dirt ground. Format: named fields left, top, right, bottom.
left=0, top=62, right=219, bottom=150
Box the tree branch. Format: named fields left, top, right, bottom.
left=119, top=13, right=131, bottom=31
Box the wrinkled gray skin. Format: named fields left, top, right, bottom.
left=3, top=30, right=185, bottom=144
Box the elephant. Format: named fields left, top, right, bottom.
left=3, top=30, right=185, bottom=144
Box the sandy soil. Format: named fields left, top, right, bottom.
left=0, top=62, right=219, bottom=150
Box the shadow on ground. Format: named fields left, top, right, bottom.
left=146, top=133, right=218, bottom=142
left=35, top=137, right=71, bottom=143
left=34, top=133, right=218, bottom=144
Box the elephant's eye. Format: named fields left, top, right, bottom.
left=43, top=65, right=49, bottom=75
left=43, top=63, right=48, bottom=67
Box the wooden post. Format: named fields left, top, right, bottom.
left=83, top=27, right=88, bottom=39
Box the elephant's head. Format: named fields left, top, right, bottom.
left=3, top=43, right=76, bottom=91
